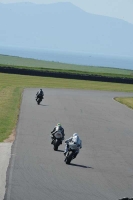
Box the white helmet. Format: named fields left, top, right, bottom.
left=73, top=133, right=78, bottom=137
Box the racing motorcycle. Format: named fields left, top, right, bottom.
left=51, top=131, right=63, bottom=151
left=119, top=198, right=133, bottom=200
left=36, top=94, right=43, bottom=105
left=64, top=142, right=79, bottom=164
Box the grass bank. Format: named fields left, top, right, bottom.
left=0, top=54, right=133, bottom=79
left=0, top=72, right=133, bottom=142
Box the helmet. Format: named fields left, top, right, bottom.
left=40, top=89, right=42, bottom=91
left=73, top=133, right=78, bottom=137
left=57, top=123, right=61, bottom=127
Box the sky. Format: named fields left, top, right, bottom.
left=0, top=0, right=133, bottom=24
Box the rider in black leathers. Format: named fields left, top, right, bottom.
left=51, top=123, right=65, bottom=144
left=36, top=89, right=44, bottom=101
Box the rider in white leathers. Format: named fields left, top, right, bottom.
left=64, top=133, right=82, bottom=158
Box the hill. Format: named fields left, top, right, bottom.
left=0, top=2, right=133, bottom=56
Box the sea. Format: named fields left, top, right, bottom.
left=0, top=46, right=133, bottom=70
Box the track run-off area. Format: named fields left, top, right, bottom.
left=4, top=89, right=133, bottom=200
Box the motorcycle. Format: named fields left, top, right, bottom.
left=119, top=198, right=133, bottom=200
left=64, top=142, right=79, bottom=164
left=51, top=131, right=63, bottom=151
left=36, top=94, right=43, bottom=105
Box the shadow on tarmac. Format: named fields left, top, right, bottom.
left=70, top=163, right=93, bottom=169
left=57, top=150, right=64, bottom=152
left=40, top=104, right=49, bottom=106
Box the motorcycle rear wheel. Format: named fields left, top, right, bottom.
left=65, top=152, right=73, bottom=164
left=53, top=140, right=60, bottom=151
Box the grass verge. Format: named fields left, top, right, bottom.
left=0, top=72, right=133, bottom=142
left=114, top=97, right=133, bottom=110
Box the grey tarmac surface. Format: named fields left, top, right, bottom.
left=4, top=88, right=133, bottom=200
left=0, top=143, right=12, bottom=200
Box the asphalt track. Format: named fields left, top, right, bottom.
left=4, top=88, right=133, bottom=200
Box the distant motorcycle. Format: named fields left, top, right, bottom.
left=119, top=198, right=133, bottom=200
left=64, top=142, right=79, bottom=164
left=51, top=131, right=63, bottom=151
left=36, top=94, right=43, bottom=105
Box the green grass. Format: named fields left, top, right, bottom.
left=0, top=86, right=22, bottom=141
left=1, top=64, right=133, bottom=79
left=1, top=54, right=133, bottom=76
left=114, top=97, right=133, bottom=110
left=0, top=72, right=133, bottom=142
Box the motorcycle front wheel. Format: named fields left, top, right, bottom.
left=37, top=98, right=41, bottom=105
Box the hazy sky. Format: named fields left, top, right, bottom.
left=0, top=0, right=133, bottom=24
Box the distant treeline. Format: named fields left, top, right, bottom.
left=0, top=66, right=133, bottom=84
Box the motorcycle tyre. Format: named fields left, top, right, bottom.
left=53, top=140, right=60, bottom=151
left=65, top=152, right=73, bottom=165
left=37, top=98, right=42, bottom=105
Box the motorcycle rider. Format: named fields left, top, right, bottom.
left=51, top=123, right=65, bottom=144
left=64, top=133, right=82, bottom=158
left=36, top=89, right=44, bottom=101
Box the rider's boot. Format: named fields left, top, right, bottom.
left=51, top=139, right=54, bottom=144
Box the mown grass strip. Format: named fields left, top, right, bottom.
left=0, top=72, right=133, bottom=142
